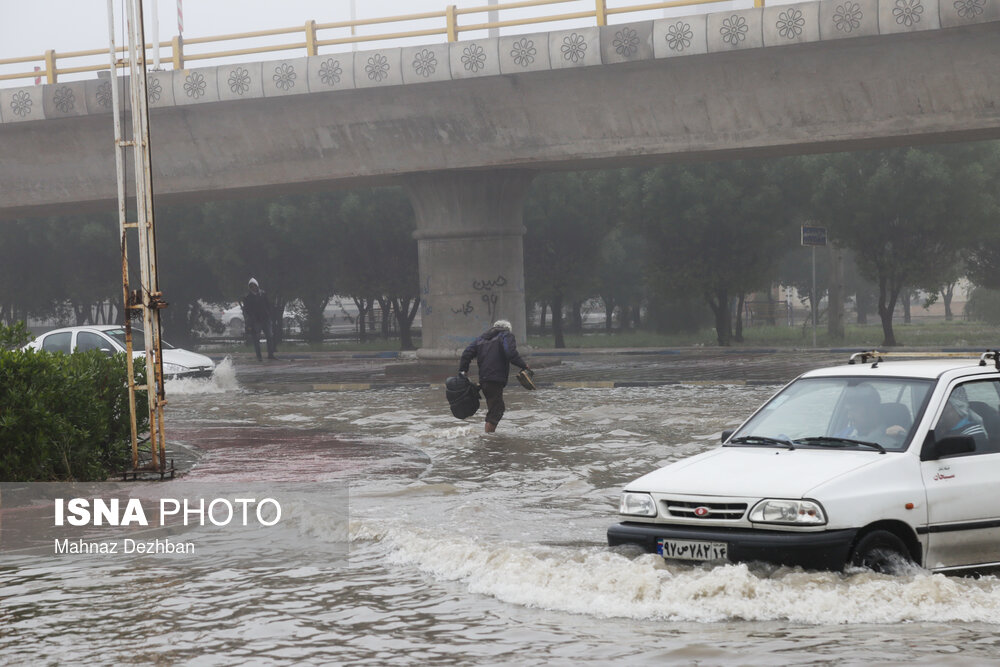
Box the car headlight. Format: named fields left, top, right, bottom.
left=619, top=492, right=657, bottom=517
left=162, top=363, right=187, bottom=375
left=748, top=499, right=826, bottom=526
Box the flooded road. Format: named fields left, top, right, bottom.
left=5, top=354, right=1000, bottom=665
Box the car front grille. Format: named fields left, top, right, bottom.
left=663, top=499, right=747, bottom=520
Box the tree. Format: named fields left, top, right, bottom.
left=153, top=204, right=229, bottom=346
left=810, top=145, right=996, bottom=346
left=596, top=227, right=646, bottom=332
left=335, top=187, right=419, bottom=349
left=0, top=219, right=62, bottom=324
left=524, top=170, right=623, bottom=347
left=200, top=197, right=297, bottom=345
left=266, top=194, right=342, bottom=343
left=640, top=160, right=794, bottom=346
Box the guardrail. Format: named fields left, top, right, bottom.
left=0, top=0, right=762, bottom=85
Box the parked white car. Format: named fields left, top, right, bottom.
left=609, top=351, right=1000, bottom=574
left=24, top=325, right=215, bottom=379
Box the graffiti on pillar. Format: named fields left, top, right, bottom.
left=420, top=276, right=432, bottom=316
left=472, top=275, right=506, bottom=322
left=472, top=275, right=507, bottom=291
left=451, top=300, right=474, bottom=316
left=481, top=294, right=499, bottom=321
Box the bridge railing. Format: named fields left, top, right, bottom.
left=0, top=0, right=762, bottom=85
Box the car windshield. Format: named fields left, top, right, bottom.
left=104, top=327, right=175, bottom=350
left=729, top=376, right=934, bottom=452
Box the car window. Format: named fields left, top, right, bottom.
left=735, top=376, right=933, bottom=451
left=104, top=327, right=175, bottom=350
left=40, top=332, right=72, bottom=354
left=76, top=331, right=113, bottom=353
left=935, top=380, right=1000, bottom=455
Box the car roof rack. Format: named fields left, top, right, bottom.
left=848, top=350, right=1000, bottom=370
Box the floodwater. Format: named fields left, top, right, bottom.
left=5, top=356, right=1000, bottom=665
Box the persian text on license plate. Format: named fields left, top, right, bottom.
left=657, top=538, right=728, bottom=562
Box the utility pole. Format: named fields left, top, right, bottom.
left=107, top=0, right=170, bottom=477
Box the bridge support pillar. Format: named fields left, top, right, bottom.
left=405, top=170, right=534, bottom=359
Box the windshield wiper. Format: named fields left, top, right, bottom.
left=728, top=435, right=795, bottom=450
left=798, top=436, right=886, bottom=454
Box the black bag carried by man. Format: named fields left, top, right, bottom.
left=515, top=368, right=536, bottom=390
left=445, top=374, right=482, bottom=419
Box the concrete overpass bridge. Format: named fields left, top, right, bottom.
left=1, top=0, right=999, bottom=355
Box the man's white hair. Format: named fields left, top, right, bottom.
left=493, top=319, right=512, bottom=331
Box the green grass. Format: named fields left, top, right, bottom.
left=195, top=321, right=1000, bottom=353
left=530, top=321, right=1000, bottom=349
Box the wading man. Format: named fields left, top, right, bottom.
left=458, top=319, right=530, bottom=433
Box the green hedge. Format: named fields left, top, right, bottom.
left=0, top=337, right=149, bottom=481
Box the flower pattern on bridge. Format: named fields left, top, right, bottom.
left=319, top=59, right=343, bottom=86
left=53, top=86, right=75, bottom=113
left=461, top=43, right=487, bottom=73
left=666, top=21, right=694, bottom=52
left=273, top=63, right=297, bottom=91
left=228, top=67, right=251, bottom=95
left=833, top=2, right=864, bottom=32
left=561, top=33, right=588, bottom=63
left=776, top=8, right=806, bottom=39
left=510, top=38, right=536, bottom=67
left=184, top=71, right=207, bottom=99
left=720, top=15, right=749, bottom=46
left=10, top=89, right=32, bottom=117
left=366, top=53, right=390, bottom=82
left=893, top=0, right=924, bottom=25
left=148, top=77, right=163, bottom=104
left=954, top=0, right=986, bottom=18
left=96, top=81, right=113, bottom=108
left=413, top=49, right=437, bottom=77
left=613, top=27, right=640, bottom=58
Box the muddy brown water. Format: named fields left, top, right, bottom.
left=4, top=355, right=1000, bottom=665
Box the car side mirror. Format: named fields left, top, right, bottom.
left=100, top=348, right=114, bottom=357
left=721, top=429, right=734, bottom=443
left=920, top=433, right=976, bottom=461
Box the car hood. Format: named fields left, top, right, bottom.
left=626, top=446, right=888, bottom=499
left=140, top=348, right=214, bottom=370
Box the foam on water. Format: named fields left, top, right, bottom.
left=354, top=520, right=1000, bottom=625
left=167, top=356, right=239, bottom=395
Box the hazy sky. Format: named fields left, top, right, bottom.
left=1, top=1, right=458, bottom=58
left=0, top=0, right=753, bottom=70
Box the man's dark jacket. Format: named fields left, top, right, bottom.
left=243, top=290, right=271, bottom=327
left=459, top=326, right=527, bottom=386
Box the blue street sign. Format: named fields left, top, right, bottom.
left=801, top=225, right=827, bottom=247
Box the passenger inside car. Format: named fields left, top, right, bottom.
left=936, top=387, right=988, bottom=449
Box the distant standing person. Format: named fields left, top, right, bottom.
left=459, top=319, right=530, bottom=433
left=243, top=277, right=277, bottom=361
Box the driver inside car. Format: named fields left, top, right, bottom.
left=840, top=384, right=907, bottom=445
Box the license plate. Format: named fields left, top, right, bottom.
left=657, top=538, right=728, bottom=562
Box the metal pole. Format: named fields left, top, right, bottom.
left=107, top=0, right=140, bottom=467
left=127, top=0, right=168, bottom=471
left=812, top=245, right=817, bottom=347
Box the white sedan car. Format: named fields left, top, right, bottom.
left=25, top=325, right=216, bottom=379
left=609, top=351, right=1000, bottom=574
